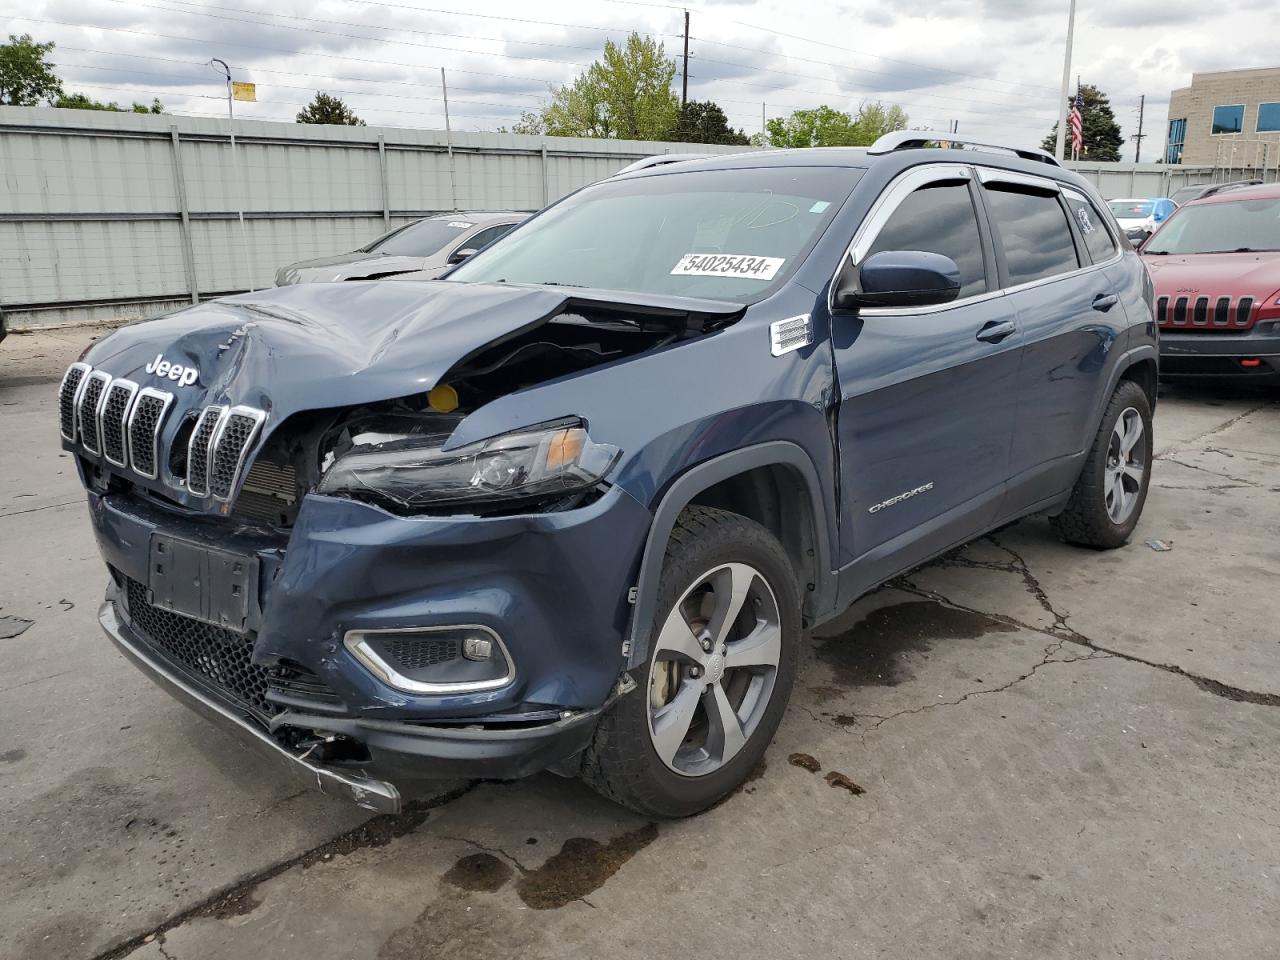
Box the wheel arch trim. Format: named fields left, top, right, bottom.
left=625, top=441, right=835, bottom=668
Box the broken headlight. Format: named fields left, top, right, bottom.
left=317, top=420, right=620, bottom=513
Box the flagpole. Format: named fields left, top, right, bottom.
left=1054, top=0, right=1077, bottom=162
left=210, top=58, right=253, bottom=293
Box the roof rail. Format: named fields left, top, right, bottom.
left=611, top=152, right=715, bottom=176
left=867, top=130, right=1062, bottom=167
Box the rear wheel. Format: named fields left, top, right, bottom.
left=582, top=506, right=800, bottom=818
left=1050, top=380, right=1153, bottom=549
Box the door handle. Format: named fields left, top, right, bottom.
left=976, top=320, right=1017, bottom=343
left=1092, top=293, right=1119, bottom=312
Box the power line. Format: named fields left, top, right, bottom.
left=49, top=4, right=1056, bottom=126
left=592, top=0, right=1062, bottom=95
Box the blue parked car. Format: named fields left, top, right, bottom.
left=60, top=132, right=1156, bottom=817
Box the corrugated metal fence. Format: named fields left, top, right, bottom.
left=4, top=107, right=1277, bottom=331
left=0, top=107, right=747, bottom=330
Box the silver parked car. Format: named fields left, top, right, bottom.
left=275, top=211, right=527, bottom=285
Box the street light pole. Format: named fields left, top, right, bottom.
left=1054, top=0, right=1077, bottom=162
left=210, top=58, right=253, bottom=293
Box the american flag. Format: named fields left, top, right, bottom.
left=1068, top=89, right=1084, bottom=156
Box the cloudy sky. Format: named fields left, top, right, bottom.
left=12, top=0, right=1276, bottom=158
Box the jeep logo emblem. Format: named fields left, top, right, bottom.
left=144, top=353, right=199, bottom=387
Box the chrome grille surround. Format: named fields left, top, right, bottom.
left=99, top=379, right=139, bottom=468
left=208, top=406, right=267, bottom=502
left=127, top=388, right=175, bottom=480
left=58, top=362, right=92, bottom=442
left=78, top=371, right=112, bottom=456
left=186, top=405, right=226, bottom=497
left=59, top=362, right=267, bottom=505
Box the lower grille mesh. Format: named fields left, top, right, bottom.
left=125, top=578, right=275, bottom=717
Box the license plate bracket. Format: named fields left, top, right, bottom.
left=148, top=535, right=259, bottom=634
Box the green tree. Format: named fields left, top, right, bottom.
left=1042, top=84, right=1124, bottom=161
left=56, top=92, right=164, bottom=113
left=527, top=33, right=679, bottom=140
left=766, top=102, right=907, bottom=148
left=666, top=100, right=749, bottom=145
left=0, top=33, right=62, bottom=106
left=296, top=92, right=365, bottom=126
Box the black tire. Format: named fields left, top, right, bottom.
left=581, top=506, right=801, bottom=818
left=1050, top=380, right=1153, bottom=549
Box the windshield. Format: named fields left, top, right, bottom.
left=1145, top=197, right=1280, bottom=254
left=1109, top=200, right=1154, bottom=218
left=447, top=166, right=862, bottom=302
left=362, top=218, right=475, bottom=257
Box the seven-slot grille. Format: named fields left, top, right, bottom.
left=210, top=410, right=266, bottom=500
left=100, top=380, right=138, bottom=467
left=127, top=390, right=173, bottom=479
left=78, top=371, right=110, bottom=454
left=58, top=362, right=266, bottom=504
left=58, top=363, right=90, bottom=441
left=1156, top=294, right=1257, bottom=330
left=186, top=406, right=225, bottom=497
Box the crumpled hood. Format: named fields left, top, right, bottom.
left=82, top=280, right=742, bottom=425
left=279, top=253, right=430, bottom=284
left=1141, top=251, right=1280, bottom=300
left=83, top=282, right=571, bottom=420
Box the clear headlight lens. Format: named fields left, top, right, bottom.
left=317, top=420, right=619, bottom=512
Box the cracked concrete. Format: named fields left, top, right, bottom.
left=4, top=332, right=1280, bottom=960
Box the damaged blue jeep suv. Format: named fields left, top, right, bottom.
left=61, top=133, right=1156, bottom=818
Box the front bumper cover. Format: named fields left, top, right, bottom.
left=101, top=597, right=610, bottom=811
left=1159, top=327, right=1280, bottom=377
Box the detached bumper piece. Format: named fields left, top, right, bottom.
left=100, top=600, right=402, bottom=814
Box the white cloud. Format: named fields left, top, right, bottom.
left=13, top=0, right=1278, bottom=153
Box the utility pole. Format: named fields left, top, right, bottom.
left=681, top=10, right=690, bottom=108
left=1054, top=0, right=1077, bottom=162
left=1132, top=94, right=1146, bottom=162
left=441, top=67, right=457, bottom=212
left=762, top=103, right=767, bottom=146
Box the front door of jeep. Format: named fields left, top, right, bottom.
left=829, top=165, right=1021, bottom=599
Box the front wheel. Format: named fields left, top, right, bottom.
left=582, top=506, right=801, bottom=818
left=1050, top=380, right=1154, bottom=549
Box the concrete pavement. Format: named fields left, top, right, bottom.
left=2, top=328, right=1277, bottom=960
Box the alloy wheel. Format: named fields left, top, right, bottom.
left=1105, top=406, right=1146, bottom=524
left=646, top=562, right=782, bottom=777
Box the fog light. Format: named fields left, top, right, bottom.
left=1240, top=357, right=1262, bottom=368
left=344, top=625, right=513, bottom=694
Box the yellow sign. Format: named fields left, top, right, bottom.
left=231, top=81, right=256, bottom=102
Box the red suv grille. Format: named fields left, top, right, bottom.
left=1157, top=294, right=1256, bottom=331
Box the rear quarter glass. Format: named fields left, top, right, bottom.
left=446, top=166, right=864, bottom=303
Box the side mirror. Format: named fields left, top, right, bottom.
left=1126, top=228, right=1150, bottom=249
left=447, top=247, right=479, bottom=265
left=834, top=250, right=961, bottom=310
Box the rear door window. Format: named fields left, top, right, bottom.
left=1062, top=191, right=1118, bottom=263
left=865, top=180, right=988, bottom=299
left=984, top=184, right=1081, bottom=285
left=466, top=223, right=516, bottom=252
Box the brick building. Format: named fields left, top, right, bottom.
left=1165, top=67, right=1280, bottom=171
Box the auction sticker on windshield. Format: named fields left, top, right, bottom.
left=671, top=254, right=785, bottom=280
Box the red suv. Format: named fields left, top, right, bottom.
left=1141, top=183, right=1280, bottom=381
